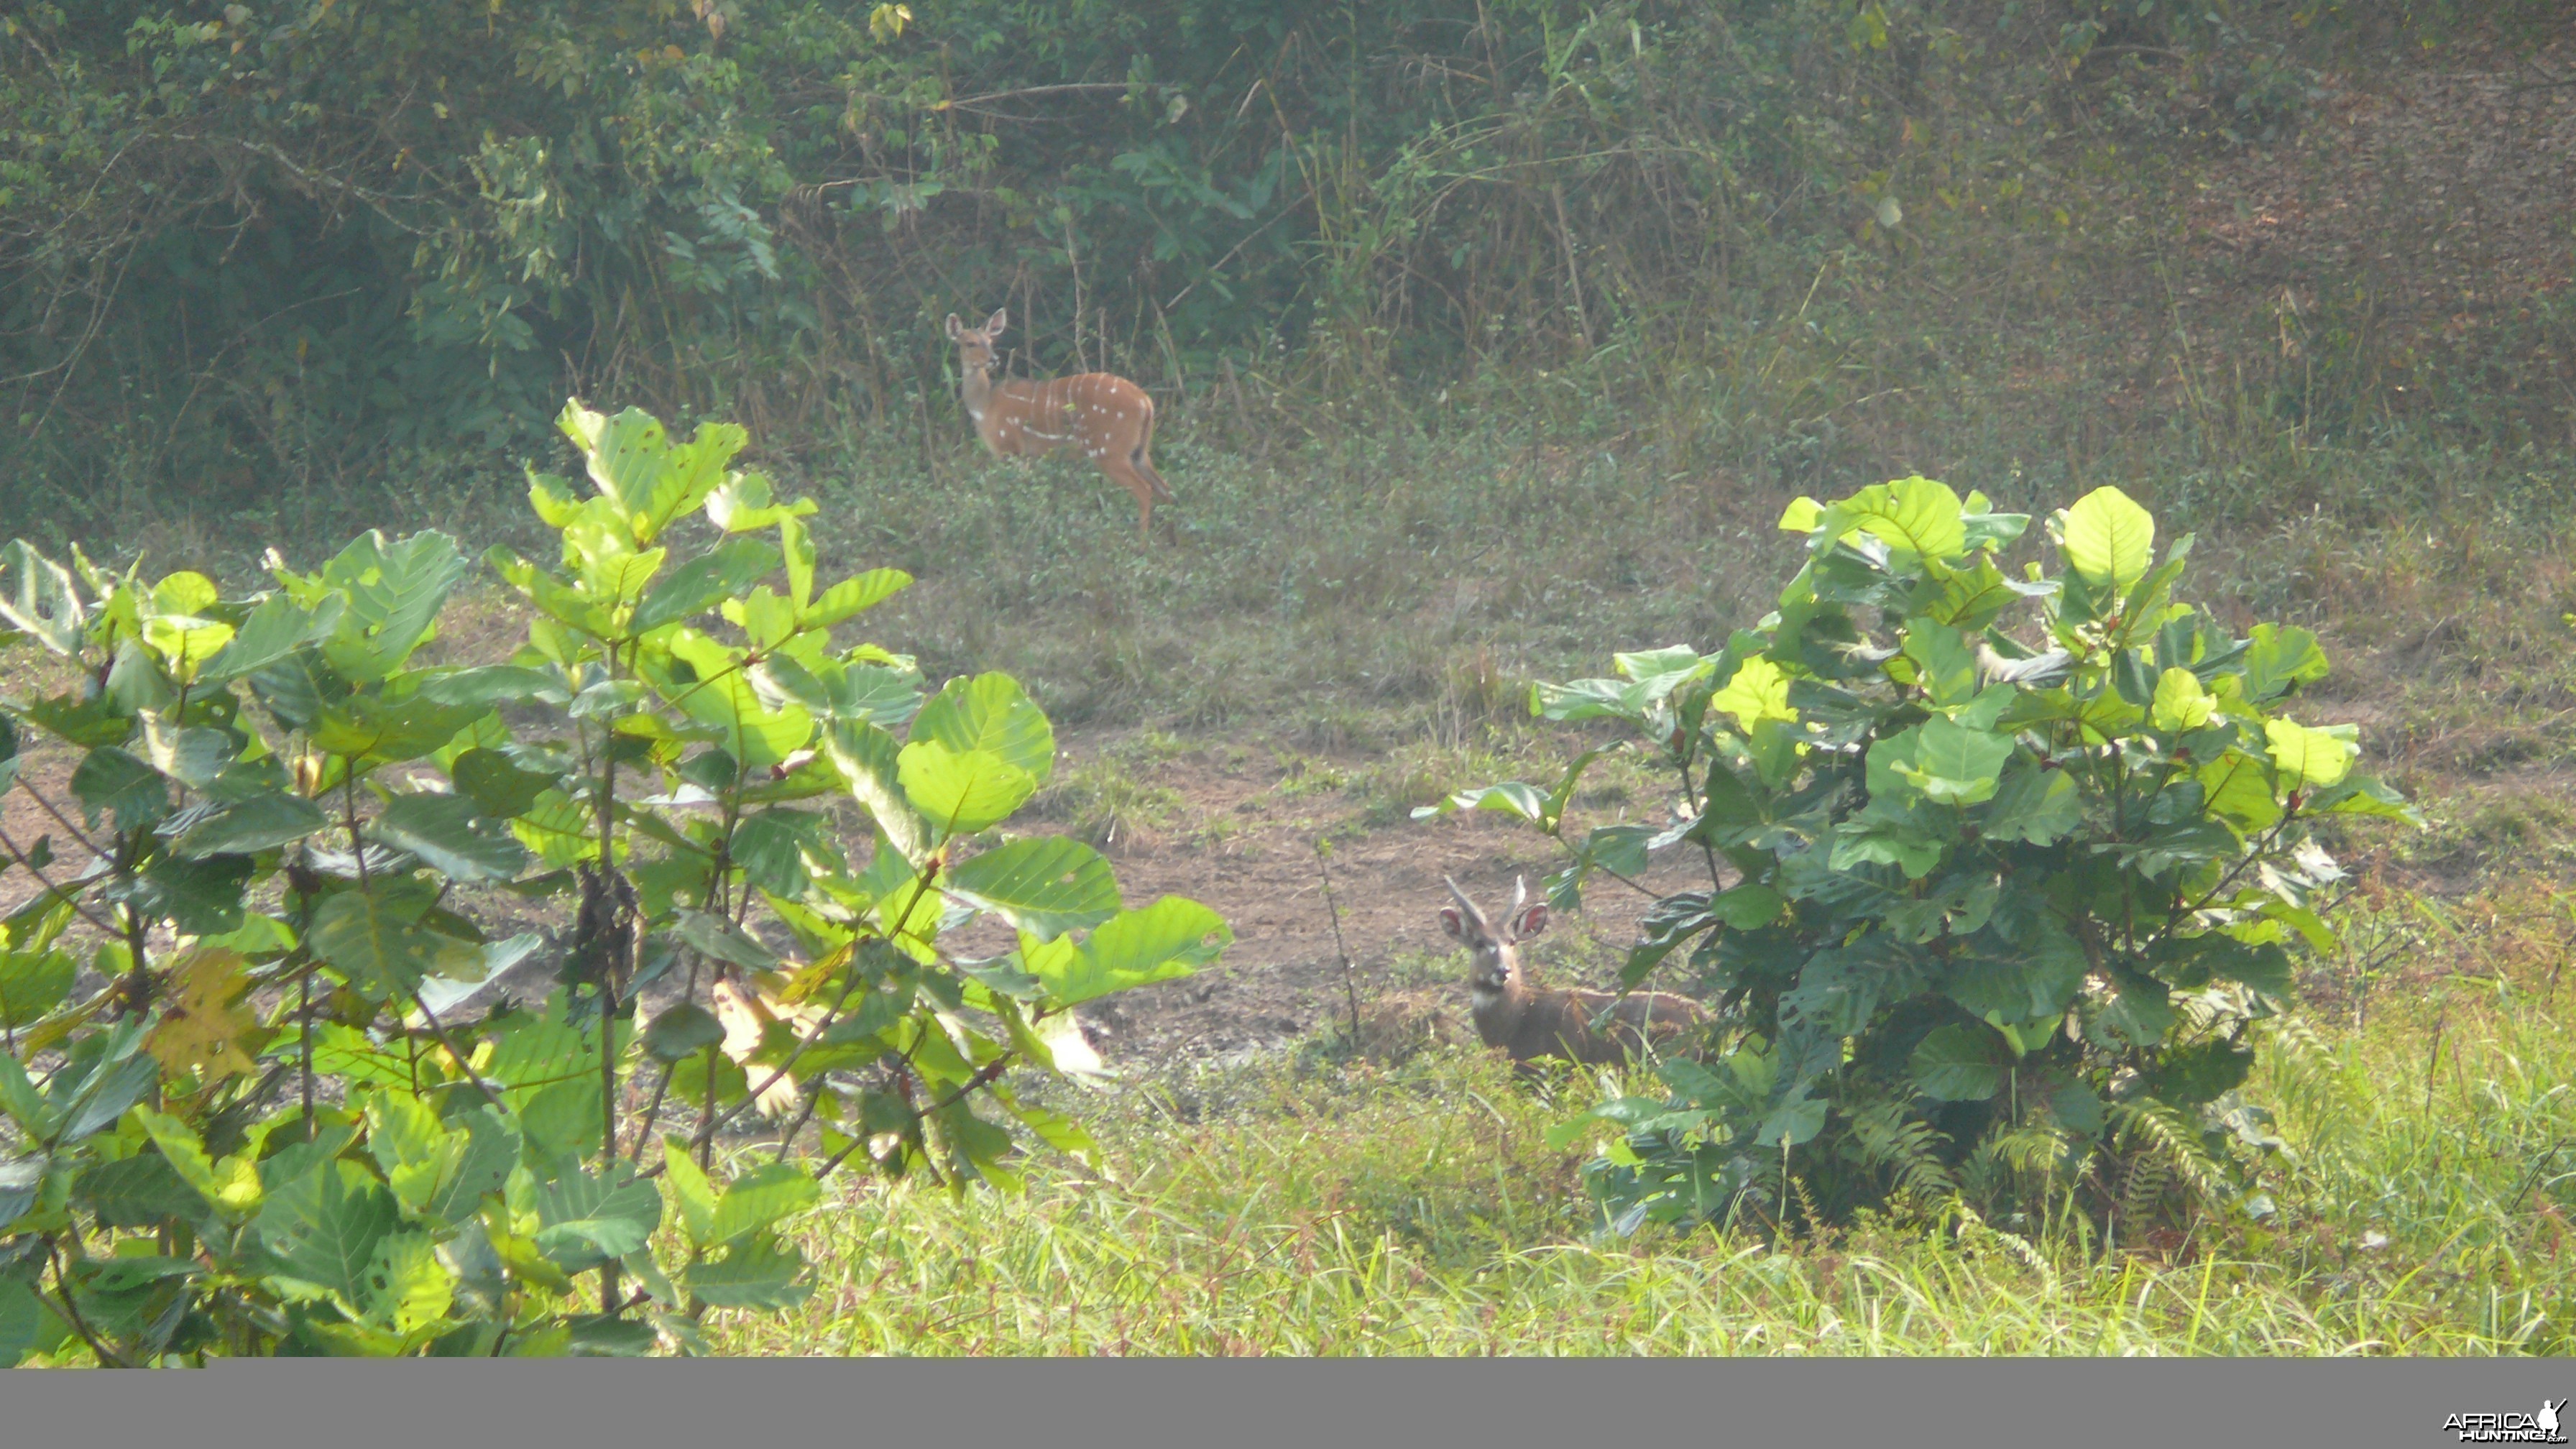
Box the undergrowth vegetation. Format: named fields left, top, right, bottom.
left=713, top=972, right=2576, bottom=1355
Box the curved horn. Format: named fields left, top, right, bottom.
left=1442, top=875, right=1490, bottom=931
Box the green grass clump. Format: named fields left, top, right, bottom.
left=708, top=972, right=2576, bottom=1356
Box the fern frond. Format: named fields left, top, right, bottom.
left=1845, top=1100, right=1958, bottom=1209
left=2110, top=1097, right=2232, bottom=1211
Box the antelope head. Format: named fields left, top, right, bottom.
left=1439, top=875, right=1550, bottom=1011
left=944, top=307, right=1008, bottom=377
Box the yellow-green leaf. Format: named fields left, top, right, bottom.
left=2265, top=719, right=2358, bottom=788
left=1712, top=656, right=1795, bottom=734
left=2150, top=666, right=2216, bottom=732
left=2058, top=486, right=2155, bottom=591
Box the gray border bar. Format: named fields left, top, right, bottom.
left=5, top=1358, right=2571, bottom=1449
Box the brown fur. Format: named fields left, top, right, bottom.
left=1438, top=876, right=1707, bottom=1075
left=946, top=308, right=1172, bottom=540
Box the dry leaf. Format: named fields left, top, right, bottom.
left=709, top=977, right=824, bottom=1117
left=146, top=947, right=267, bottom=1084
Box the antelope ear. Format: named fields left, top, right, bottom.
left=944, top=313, right=963, bottom=339
left=1437, top=907, right=1467, bottom=942
left=985, top=307, right=1008, bottom=336
left=1510, top=903, right=1550, bottom=942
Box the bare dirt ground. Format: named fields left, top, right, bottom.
left=0, top=709, right=1713, bottom=1072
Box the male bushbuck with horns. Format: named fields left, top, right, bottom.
left=944, top=308, right=1172, bottom=540
left=1438, top=876, right=1707, bottom=1075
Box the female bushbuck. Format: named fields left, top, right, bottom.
left=944, top=308, right=1172, bottom=540
left=1439, top=876, right=1708, bottom=1075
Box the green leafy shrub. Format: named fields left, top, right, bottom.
left=0, top=400, right=1224, bottom=1362
left=1422, top=478, right=2413, bottom=1236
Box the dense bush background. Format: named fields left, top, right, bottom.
left=4, top=1, right=2568, bottom=558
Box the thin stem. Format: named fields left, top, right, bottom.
left=0, top=824, right=124, bottom=944
left=628, top=952, right=702, bottom=1165
left=298, top=956, right=318, bottom=1140
left=1316, top=844, right=1361, bottom=1045
left=13, top=777, right=107, bottom=862
left=699, top=1039, right=719, bottom=1172
left=590, top=653, right=624, bottom=1319
left=410, top=993, right=505, bottom=1114
left=44, top=1238, right=130, bottom=1368
left=811, top=1052, right=1015, bottom=1181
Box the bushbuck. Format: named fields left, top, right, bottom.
left=1438, top=875, right=1707, bottom=1075
left=944, top=308, right=1172, bottom=540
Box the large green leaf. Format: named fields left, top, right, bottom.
left=1909, top=1024, right=2004, bottom=1102
left=0, top=1271, right=46, bottom=1367
left=673, top=908, right=779, bottom=971
left=308, top=885, right=443, bottom=997
left=2150, top=666, right=2217, bottom=732
left=2264, top=719, right=2358, bottom=788
left=705, top=1162, right=821, bottom=1244
left=311, top=694, right=489, bottom=766
left=826, top=719, right=930, bottom=865
left=75, top=1150, right=210, bottom=1228
left=642, top=1003, right=726, bottom=1063
left=1412, top=781, right=1548, bottom=825
left=897, top=741, right=1035, bottom=837
left=111, top=852, right=254, bottom=935
left=412, top=665, right=564, bottom=710
left=58, top=1049, right=160, bottom=1145
left=684, top=1233, right=812, bottom=1310
left=1977, top=761, right=2084, bottom=845
left=70, top=746, right=170, bottom=832
left=560, top=402, right=741, bottom=543
left=658, top=628, right=812, bottom=770
left=910, top=673, right=1056, bottom=788
left=533, top=1165, right=663, bottom=1271
left=945, top=837, right=1121, bottom=941
left=356, top=1230, right=453, bottom=1337
left=659, top=1138, right=720, bottom=1246
left=0, top=540, right=86, bottom=653
left=1944, top=924, right=2087, bottom=1024
left=198, top=592, right=341, bottom=683
left=4, top=1040, right=63, bottom=1130
left=308, top=530, right=470, bottom=684
left=173, top=793, right=329, bottom=857
left=2240, top=624, right=2330, bottom=702
left=702, top=470, right=817, bottom=535
left=2056, top=486, right=2155, bottom=592
left=1754, top=1090, right=1828, bottom=1148
left=255, top=1159, right=400, bottom=1304
left=729, top=810, right=823, bottom=898
left=1821, top=476, right=1967, bottom=564
left=1027, top=896, right=1230, bottom=1007
left=0, top=944, right=76, bottom=1029
left=631, top=538, right=781, bottom=635
left=804, top=568, right=913, bottom=629
left=450, top=748, right=556, bottom=819
left=373, top=793, right=530, bottom=883
left=1827, top=811, right=1945, bottom=880
left=0, top=1156, right=42, bottom=1228
left=1890, top=718, right=2013, bottom=806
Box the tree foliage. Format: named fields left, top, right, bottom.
left=0, top=398, right=1222, bottom=1362
left=1424, top=478, right=2413, bottom=1235
left=3, top=0, right=2480, bottom=528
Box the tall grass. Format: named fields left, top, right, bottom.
left=709, top=965, right=2576, bottom=1356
